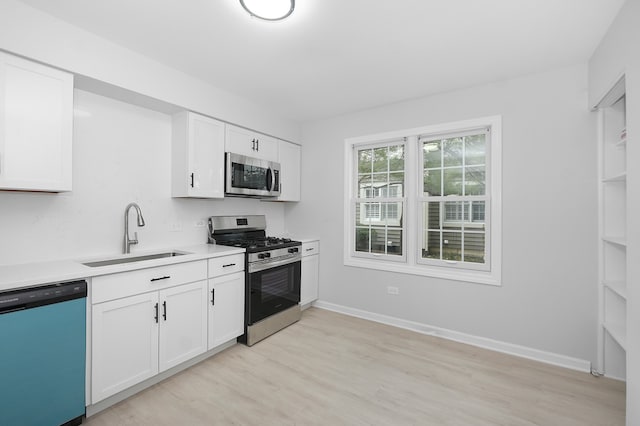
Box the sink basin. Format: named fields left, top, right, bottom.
left=82, top=251, right=188, bottom=267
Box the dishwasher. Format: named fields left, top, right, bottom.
left=0, top=280, right=87, bottom=426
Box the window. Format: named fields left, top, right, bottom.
left=354, top=142, right=405, bottom=258
left=344, top=116, right=502, bottom=285
left=420, top=129, right=489, bottom=270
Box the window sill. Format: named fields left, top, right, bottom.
left=344, top=257, right=501, bottom=286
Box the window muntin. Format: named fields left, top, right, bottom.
left=420, top=129, right=489, bottom=270
left=354, top=142, right=405, bottom=258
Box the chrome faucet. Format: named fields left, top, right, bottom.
left=123, top=202, right=146, bottom=254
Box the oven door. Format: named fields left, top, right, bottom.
left=247, top=257, right=301, bottom=324
left=226, top=152, right=280, bottom=197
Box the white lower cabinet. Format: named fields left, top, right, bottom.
left=90, top=261, right=209, bottom=404
left=91, top=292, right=160, bottom=403
left=158, top=281, right=208, bottom=372
left=300, top=240, right=320, bottom=307
left=208, top=271, right=245, bottom=349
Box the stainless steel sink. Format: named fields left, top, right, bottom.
left=82, top=251, right=188, bottom=267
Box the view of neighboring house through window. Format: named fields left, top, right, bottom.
left=355, top=142, right=405, bottom=257
left=345, top=116, right=501, bottom=285
left=421, top=128, right=490, bottom=269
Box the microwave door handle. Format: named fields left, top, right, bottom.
left=266, top=168, right=273, bottom=191
left=271, top=168, right=277, bottom=193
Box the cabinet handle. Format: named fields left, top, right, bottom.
left=150, top=275, right=171, bottom=282
left=154, top=303, right=159, bottom=323
left=222, top=263, right=236, bottom=268
left=190, top=172, right=194, bottom=188
left=252, top=139, right=256, bottom=151
left=211, top=288, right=215, bottom=306
left=306, top=248, right=315, bottom=252
left=163, top=301, right=167, bottom=321
left=256, top=139, right=259, bottom=151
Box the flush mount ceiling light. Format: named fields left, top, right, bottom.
left=239, top=0, right=295, bottom=21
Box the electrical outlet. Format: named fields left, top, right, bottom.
left=194, top=220, right=206, bottom=228
left=170, top=221, right=183, bottom=232
left=387, top=286, right=399, bottom=295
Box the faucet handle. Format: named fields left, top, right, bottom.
left=131, top=232, right=139, bottom=245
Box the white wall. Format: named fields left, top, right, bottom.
left=0, top=90, right=286, bottom=265
left=589, top=0, right=640, bottom=423
left=0, top=0, right=300, bottom=142
left=286, top=64, right=597, bottom=363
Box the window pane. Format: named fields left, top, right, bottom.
left=358, top=149, right=372, bottom=174
left=373, top=147, right=388, bottom=173
left=443, top=137, right=463, bottom=167
left=464, top=166, right=485, bottom=196
left=463, top=232, right=485, bottom=263
left=471, top=201, right=486, bottom=224
left=424, top=202, right=441, bottom=229
left=386, top=228, right=403, bottom=255
left=424, top=169, right=441, bottom=196
left=388, top=172, right=404, bottom=197
left=356, top=202, right=378, bottom=225
left=370, top=227, right=387, bottom=254
left=423, top=231, right=441, bottom=259
left=355, top=227, right=370, bottom=252
left=388, top=145, right=404, bottom=172
left=358, top=174, right=373, bottom=198
left=442, top=231, right=462, bottom=261
left=465, top=134, right=486, bottom=166
left=443, top=201, right=464, bottom=230
left=423, top=141, right=441, bottom=168
left=443, top=167, right=463, bottom=196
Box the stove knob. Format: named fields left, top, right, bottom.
left=258, top=253, right=265, bottom=259
left=288, top=248, right=299, bottom=253
left=265, top=252, right=271, bottom=258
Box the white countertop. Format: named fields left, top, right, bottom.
left=0, top=244, right=244, bottom=292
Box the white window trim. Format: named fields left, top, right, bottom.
left=344, top=116, right=502, bottom=286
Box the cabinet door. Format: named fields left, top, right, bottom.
left=0, top=52, right=73, bottom=192
left=277, top=140, right=301, bottom=201
left=208, top=271, right=245, bottom=350
left=158, top=281, right=208, bottom=372
left=171, top=112, right=225, bottom=198
left=92, top=292, right=159, bottom=403
left=301, top=254, right=319, bottom=306
left=225, top=125, right=278, bottom=161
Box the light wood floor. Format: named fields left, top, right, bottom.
left=84, top=308, right=625, bottom=425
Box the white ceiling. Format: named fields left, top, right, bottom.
left=17, top=0, right=625, bottom=123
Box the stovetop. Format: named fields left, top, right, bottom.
left=207, top=215, right=301, bottom=253
left=216, top=236, right=300, bottom=252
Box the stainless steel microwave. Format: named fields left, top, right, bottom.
left=225, top=152, right=281, bottom=198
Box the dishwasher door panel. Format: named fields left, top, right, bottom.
left=0, top=298, right=86, bottom=426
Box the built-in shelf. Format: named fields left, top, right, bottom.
left=597, top=75, right=627, bottom=380
left=602, top=236, right=627, bottom=247
left=603, top=322, right=627, bottom=350
left=604, top=280, right=628, bottom=300
left=602, top=172, right=627, bottom=183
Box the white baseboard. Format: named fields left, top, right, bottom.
left=313, top=300, right=591, bottom=373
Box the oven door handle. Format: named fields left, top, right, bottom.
left=249, top=255, right=301, bottom=273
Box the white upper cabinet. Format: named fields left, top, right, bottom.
left=172, top=111, right=225, bottom=198
left=277, top=140, right=301, bottom=202
left=0, top=52, right=73, bottom=192
left=225, top=124, right=278, bottom=162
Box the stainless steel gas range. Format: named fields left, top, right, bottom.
left=208, top=215, right=301, bottom=346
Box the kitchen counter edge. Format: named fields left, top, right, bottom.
left=0, top=244, right=245, bottom=293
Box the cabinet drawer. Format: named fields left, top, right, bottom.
left=208, top=254, right=245, bottom=278
left=92, top=261, right=207, bottom=304
left=301, top=241, right=319, bottom=257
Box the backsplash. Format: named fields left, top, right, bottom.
left=0, top=90, right=285, bottom=265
